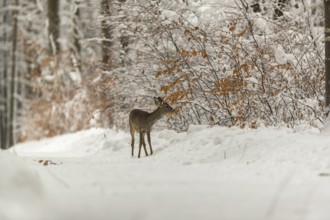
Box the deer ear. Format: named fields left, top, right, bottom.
left=154, top=97, right=164, bottom=106
left=154, top=97, right=161, bottom=106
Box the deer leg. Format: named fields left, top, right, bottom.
left=142, top=133, right=148, bottom=156
left=130, top=129, right=134, bottom=157
left=147, top=132, right=153, bottom=155
left=138, top=132, right=143, bottom=158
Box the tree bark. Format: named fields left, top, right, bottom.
left=72, top=0, right=81, bottom=72
left=0, top=0, right=8, bottom=149
left=325, top=0, right=330, bottom=114
left=101, top=0, right=112, bottom=68
left=73, top=0, right=81, bottom=58
left=7, top=0, right=19, bottom=148
left=48, top=0, right=60, bottom=54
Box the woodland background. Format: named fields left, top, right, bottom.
left=0, top=0, right=326, bottom=149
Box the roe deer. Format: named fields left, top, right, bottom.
left=129, top=97, right=173, bottom=158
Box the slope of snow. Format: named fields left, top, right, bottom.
left=2, top=126, right=330, bottom=220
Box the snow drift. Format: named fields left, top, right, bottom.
left=1, top=126, right=330, bottom=220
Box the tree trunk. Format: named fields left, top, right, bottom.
left=48, top=0, right=60, bottom=54
left=73, top=0, right=81, bottom=56
left=0, top=0, right=8, bottom=149
left=7, top=0, right=19, bottom=148
left=325, top=0, right=330, bottom=114
left=1, top=0, right=19, bottom=149
left=73, top=0, right=81, bottom=71
left=101, top=0, right=112, bottom=68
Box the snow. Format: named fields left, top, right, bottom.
left=161, top=10, right=179, bottom=24
left=254, top=16, right=273, bottom=34
left=274, top=46, right=295, bottom=65
left=2, top=125, right=330, bottom=220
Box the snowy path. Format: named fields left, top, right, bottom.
left=2, top=126, right=330, bottom=220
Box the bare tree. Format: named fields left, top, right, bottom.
left=325, top=0, right=330, bottom=114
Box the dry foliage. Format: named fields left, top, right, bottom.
left=142, top=2, right=324, bottom=130
left=18, top=44, right=111, bottom=141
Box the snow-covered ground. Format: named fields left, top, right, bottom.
left=1, top=125, right=330, bottom=220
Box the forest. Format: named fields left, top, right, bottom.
left=0, top=0, right=327, bottom=149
